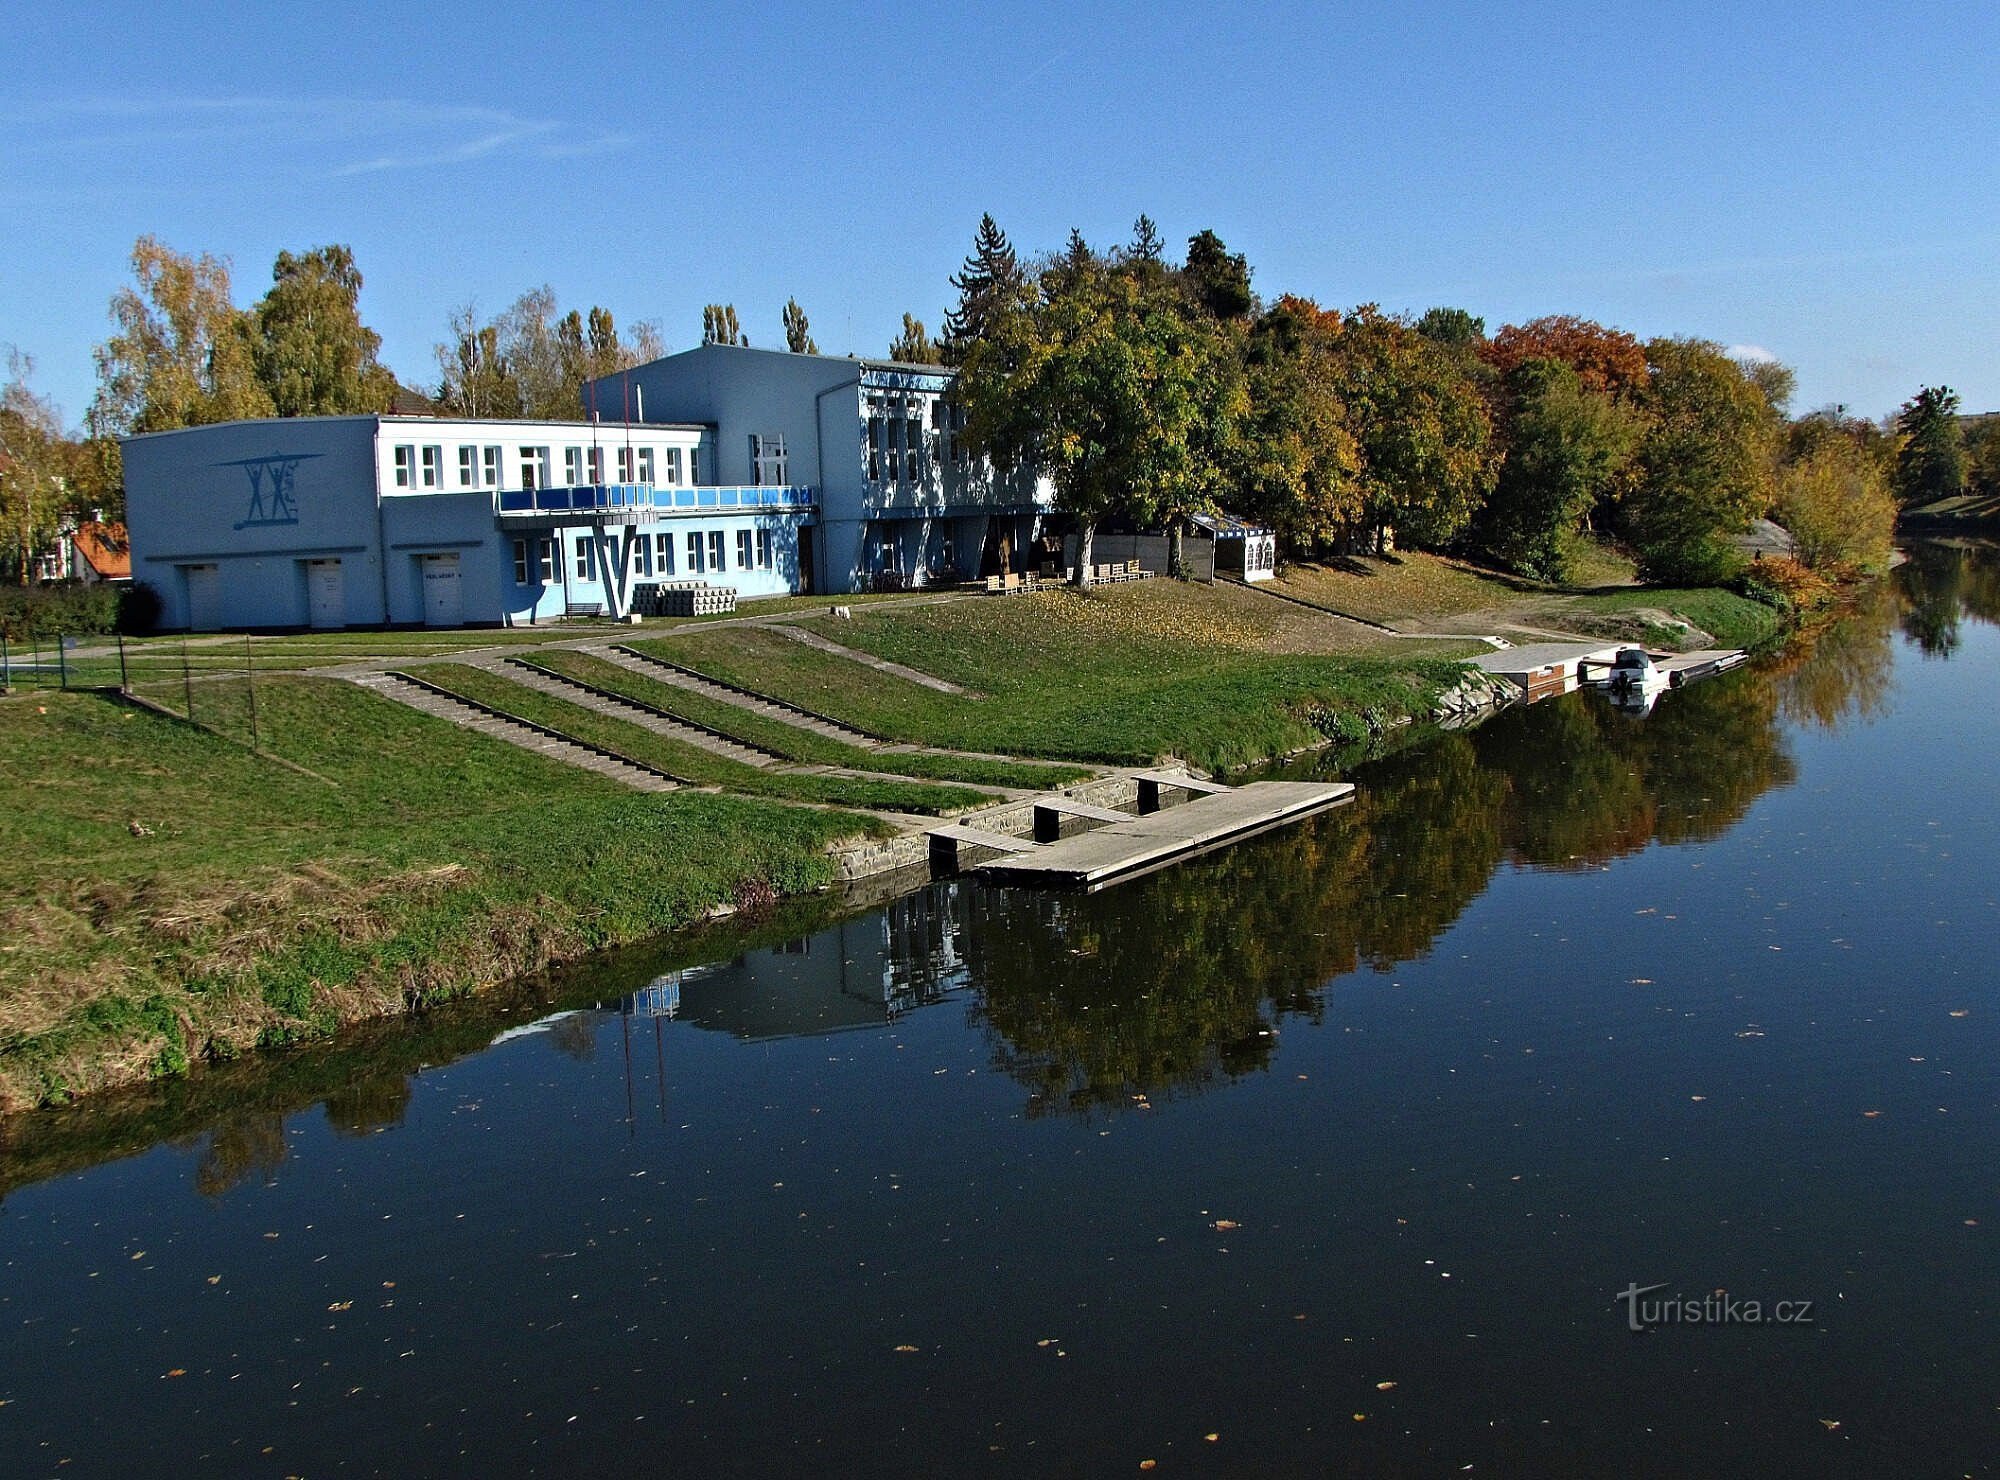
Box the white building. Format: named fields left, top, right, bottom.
left=123, top=344, right=1055, bottom=630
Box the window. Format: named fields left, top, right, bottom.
left=635, top=536, right=652, bottom=578
left=905, top=417, right=925, bottom=479
left=588, top=446, right=605, bottom=485
left=483, top=445, right=502, bottom=487
left=750, top=433, right=788, bottom=487
left=686, top=531, right=705, bottom=574
left=564, top=447, right=586, bottom=486
left=655, top=532, right=675, bottom=575
left=393, top=445, right=415, bottom=488
left=458, top=446, right=478, bottom=488
left=538, top=539, right=555, bottom=581
left=756, top=529, right=773, bottom=569
left=512, top=538, right=530, bottom=584
left=421, top=445, right=442, bottom=488
left=951, top=403, right=969, bottom=466
left=662, top=447, right=681, bottom=485
left=617, top=446, right=634, bottom=483
left=574, top=535, right=594, bottom=581
left=707, top=531, right=725, bottom=572
left=886, top=417, right=902, bottom=482
left=736, top=529, right=753, bottom=569
left=637, top=447, right=656, bottom=485
left=520, top=446, right=550, bottom=489
left=868, top=417, right=883, bottom=481
left=690, top=445, right=701, bottom=484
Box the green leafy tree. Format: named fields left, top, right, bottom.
left=781, top=297, right=817, bottom=354
left=958, top=250, right=1244, bottom=579
left=701, top=303, right=746, bottom=346
left=1894, top=385, right=1966, bottom=506
left=942, top=213, right=1025, bottom=363
left=888, top=314, right=941, bottom=364
left=1122, top=213, right=1167, bottom=268
left=250, top=245, right=397, bottom=416
left=1415, top=306, right=1486, bottom=348
left=1330, top=306, right=1497, bottom=551
left=91, top=236, right=273, bottom=434
left=1622, top=337, right=1776, bottom=583
left=1476, top=357, right=1640, bottom=582
left=436, top=294, right=659, bottom=419
left=1182, top=229, right=1253, bottom=320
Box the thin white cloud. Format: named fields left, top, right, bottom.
left=1727, top=344, right=1780, bottom=364
left=5, top=96, right=633, bottom=178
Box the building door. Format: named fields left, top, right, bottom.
left=306, top=559, right=345, bottom=629
left=797, top=526, right=815, bottom=594
left=421, top=553, right=464, bottom=627
left=184, top=563, right=222, bottom=631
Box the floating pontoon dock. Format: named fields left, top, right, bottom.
left=935, top=778, right=1356, bottom=890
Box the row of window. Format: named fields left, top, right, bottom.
left=864, top=399, right=967, bottom=482
left=393, top=442, right=696, bottom=492
left=510, top=528, right=776, bottom=586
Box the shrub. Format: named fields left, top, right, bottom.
left=1738, top=555, right=1832, bottom=615
left=0, top=581, right=160, bottom=640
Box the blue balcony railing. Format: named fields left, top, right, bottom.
left=495, top=484, right=818, bottom=514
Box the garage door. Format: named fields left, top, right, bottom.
left=306, top=559, right=345, bottom=629
left=184, top=564, right=222, bottom=632
left=421, top=553, right=464, bottom=627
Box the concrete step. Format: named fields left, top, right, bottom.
left=495, top=658, right=781, bottom=769
left=593, top=644, right=887, bottom=749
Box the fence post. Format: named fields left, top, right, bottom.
left=57, top=633, right=68, bottom=690
left=118, top=634, right=129, bottom=694
left=1, top=630, right=9, bottom=693
left=182, top=635, right=194, bottom=722
left=244, top=632, right=259, bottom=750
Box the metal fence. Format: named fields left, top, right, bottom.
left=1, top=631, right=272, bottom=749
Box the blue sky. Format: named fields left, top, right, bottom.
left=5, top=0, right=1996, bottom=427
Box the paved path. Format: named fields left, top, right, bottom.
left=774, top=625, right=971, bottom=694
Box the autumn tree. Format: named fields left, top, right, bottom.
left=1893, top=385, right=1966, bottom=507
left=1775, top=438, right=1896, bottom=573
left=435, top=293, right=660, bottom=419
left=249, top=245, right=397, bottom=417
left=433, top=303, right=520, bottom=417
left=1621, top=337, right=1776, bottom=583
left=1475, top=357, right=1640, bottom=582
left=781, top=298, right=817, bottom=354
left=1330, top=306, right=1497, bottom=551
left=888, top=314, right=941, bottom=364
left=1482, top=314, right=1649, bottom=400
left=701, top=304, right=747, bottom=346
left=1234, top=297, right=1364, bottom=553
left=91, top=236, right=273, bottom=435
left=0, top=351, right=68, bottom=583
left=942, top=214, right=1025, bottom=363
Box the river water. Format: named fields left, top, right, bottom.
left=4, top=544, right=1998, bottom=1477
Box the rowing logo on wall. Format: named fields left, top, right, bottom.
left=222, top=452, right=322, bottom=530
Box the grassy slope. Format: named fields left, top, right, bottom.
left=522, top=650, right=1092, bottom=789
left=407, top=661, right=999, bottom=815
left=641, top=581, right=1466, bottom=771
left=0, top=680, right=879, bottom=1110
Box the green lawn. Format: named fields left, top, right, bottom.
left=521, top=650, right=1092, bottom=789
left=0, top=679, right=880, bottom=1111
left=1561, top=586, right=1784, bottom=649
left=406, top=661, right=1000, bottom=815
left=638, top=581, right=1468, bottom=771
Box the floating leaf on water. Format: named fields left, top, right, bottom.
left=1376, top=1381, right=1398, bottom=1390
left=1820, top=1418, right=1841, bottom=1431
left=893, top=1344, right=919, bottom=1353
left=1212, top=1220, right=1240, bottom=1231
left=1862, top=1110, right=1882, bottom=1118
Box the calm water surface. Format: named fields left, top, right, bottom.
left=4, top=545, right=1999, bottom=1477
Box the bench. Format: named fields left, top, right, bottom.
left=565, top=601, right=605, bottom=619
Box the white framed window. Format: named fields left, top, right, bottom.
left=635, top=536, right=653, bottom=578
left=393, top=444, right=415, bottom=487
left=756, top=529, right=773, bottom=569
left=458, top=446, right=478, bottom=488
left=662, top=447, right=682, bottom=485
left=538, top=539, right=555, bottom=581
left=574, top=535, right=594, bottom=581
left=617, top=446, right=635, bottom=483
left=867, top=417, right=882, bottom=481
left=637, top=447, right=656, bottom=485
left=483, top=446, right=502, bottom=487
left=564, top=447, right=586, bottom=486
left=421, top=445, right=442, bottom=488
left=707, top=531, right=725, bottom=572
left=686, top=531, right=705, bottom=574
left=750, top=433, right=788, bottom=487
left=588, top=446, right=605, bottom=485
left=655, top=532, right=675, bottom=574
left=690, top=446, right=701, bottom=484
left=520, top=446, right=550, bottom=489
left=512, top=538, right=530, bottom=584
left=886, top=418, right=902, bottom=482
left=736, top=529, right=753, bottom=568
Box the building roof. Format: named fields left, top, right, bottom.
left=72, top=519, right=130, bottom=579
left=120, top=412, right=713, bottom=444
left=1191, top=510, right=1273, bottom=538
